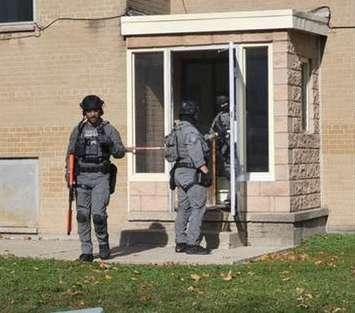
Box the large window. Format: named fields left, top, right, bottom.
left=0, top=0, right=34, bottom=23
left=245, top=47, right=269, bottom=172
left=134, top=52, right=165, bottom=173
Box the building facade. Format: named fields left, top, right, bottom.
left=0, top=0, right=353, bottom=246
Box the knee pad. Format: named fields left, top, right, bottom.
left=93, top=214, right=106, bottom=226
left=76, top=211, right=89, bottom=223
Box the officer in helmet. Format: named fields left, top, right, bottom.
left=210, top=95, right=231, bottom=206
left=66, top=95, right=126, bottom=262
left=174, top=100, right=211, bottom=255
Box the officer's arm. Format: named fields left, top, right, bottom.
left=109, top=126, right=126, bottom=159
left=65, top=127, right=79, bottom=182
left=185, top=133, right=207, bottom=171
left=65, top=127, right=79, bottom=165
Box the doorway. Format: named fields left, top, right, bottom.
left=171, top=49, right=230, bottom=207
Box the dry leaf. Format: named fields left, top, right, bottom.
left=187, top=286, right=195, bottom=291
left=139, top=295, right=152, bottom=302
left=191, top=274, right=201, bottom=281
left=221, top=270, right=233, bottom=281
left=105, top=275, right=112, bottom=280
left=296, top=287, right=305, bottom=294
left=99, top=262, right=110, bottom=269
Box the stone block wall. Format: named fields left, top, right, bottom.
left=287, top=32, right=322, bottom=212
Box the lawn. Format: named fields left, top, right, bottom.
left=0, top=234, right=354, bottom=313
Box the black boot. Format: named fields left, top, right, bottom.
left=78, top=253, right=94, bottom=262
left=175, top=242, right=187, bottom=253
left=99, top=244, right=111, bottom=260
left=185, top=245, right=210, bottom=255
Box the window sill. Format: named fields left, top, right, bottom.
left=0, top=22, right=36, bottom=33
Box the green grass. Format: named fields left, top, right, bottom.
left=1, top=234, right=355, bottom=313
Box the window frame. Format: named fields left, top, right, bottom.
left=127, top=48, right=170, bottom=182
left=0, top=0, right=37, bottom=32
left=127, top=43, right=274, bottom=182
left=239, top=43, right=275, bottom=182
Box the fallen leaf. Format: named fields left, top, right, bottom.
left=99, top=262, right=110, bottom=269
left=191, top=274, right=201, bottom=281
left=221, top=270, right=233, bottom=281
left=296, top=287, right=305, bottom=294
left=139, top=295, right=152, bottom=302
left=187, top=286, right=194, bottom=291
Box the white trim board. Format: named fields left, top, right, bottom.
left=121, top=9, right=329, bottom=37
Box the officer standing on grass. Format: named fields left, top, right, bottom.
left=66, top=95, right=127, bottom=262
left=174, top=100, right=211, bottom=255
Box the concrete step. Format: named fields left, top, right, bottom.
left=115, top=228, right=245, bottom=249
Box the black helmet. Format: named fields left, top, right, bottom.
left=216, top=95, right=229, bottom=110
left=180, top=100, right=199, bottom=116
left=80, top=95, right=104, bottom=112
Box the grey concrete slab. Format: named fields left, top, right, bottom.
left=0, top=237, right=292, bottom=265
left=52, top=309, right=104, bottom=313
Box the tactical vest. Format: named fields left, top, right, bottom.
left=74, top=121, right=110, bottom=164
left=175, top=121, right=210, bottom=166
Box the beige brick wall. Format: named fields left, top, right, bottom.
left=0, top=0, right=129, bottom=234
left=127, top=0, right=170, bottom=14
left=170, top=0, right=355, bottom=229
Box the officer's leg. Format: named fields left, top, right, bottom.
left=91, top=174, right=110, bottom=250
left=185, top=184, right=207, bottom=245
left=175, top=187, right=191, bottom=245
left=76, top=184, right=93, bottom=255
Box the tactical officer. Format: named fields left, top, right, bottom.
left=210, top=95, right=231, bottom=206
left=66, top=95, right=126, bottom=262
left=174, top=100, right=211, bottom=255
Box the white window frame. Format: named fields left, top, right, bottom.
left=0, top=0, right=37, bottom=32
left=127, top=48, right=170, bottom=182
left=127, top=43, right=274, bottom=182
left=239, top=43, right=275, bottom=181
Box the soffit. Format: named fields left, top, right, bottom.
left=121, top=9, right=329, bottom=37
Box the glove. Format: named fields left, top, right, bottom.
left=196, top=171, right=212, bottom=187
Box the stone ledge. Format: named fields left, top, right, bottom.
left=0, top=23, right=36, bottom=33
left=247, top=207, right=329, bottom=223
left=129, top=207, right=329, bottom=224
left=0, top=227, right=38, bottom=234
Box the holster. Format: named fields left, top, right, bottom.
left=109, top=163, right=117, bottom=194
left=196, top=171, right=212, bottom=187
left=169, top=166, right=177, bottom=191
